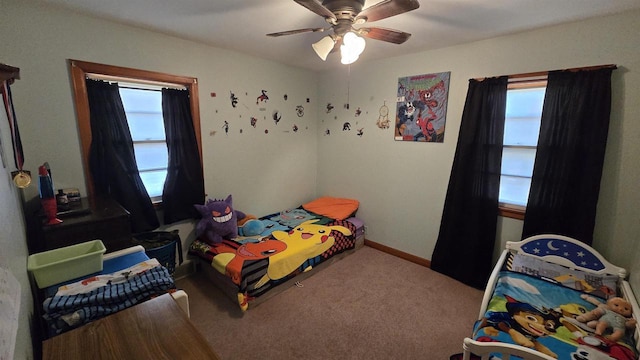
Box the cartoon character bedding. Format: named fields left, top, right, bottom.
left=470, top=251, right=638, bottom=360
left=189, top=196, right=361, bottom=311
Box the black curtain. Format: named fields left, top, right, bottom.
left=161, top=88, right=205, bottom=223
left=522, top=68, right=614, bottom=245
left=86, top=79, right=159, bottom=232
left=431, top=76, right=508, bottom=289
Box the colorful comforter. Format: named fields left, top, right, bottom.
left=189, top=207, right=358, bottom=310
left=472, top=267, right=638, bottom=360
left=43, top=263, right=176, bottom=335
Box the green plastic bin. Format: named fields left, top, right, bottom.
left=27, top=239, right=106, bottom=288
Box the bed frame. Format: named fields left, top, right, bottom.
left=103, top=245, right=190, bottom=317
left=462, top=234, right=640, bottom=360
left=195, top=233, right=365, bottom=310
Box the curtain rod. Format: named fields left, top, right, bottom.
left=86, top=73, right=187, bottom=90
left=474, top=64, right=617, bottom=82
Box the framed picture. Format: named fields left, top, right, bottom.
left=395, top=72, right=450, bottom=142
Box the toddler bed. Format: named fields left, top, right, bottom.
left=460, top=234, right=639, bottom=360
left=40, top=245, right=189, bottom=337
left=188, top=196, right=365, bottom=311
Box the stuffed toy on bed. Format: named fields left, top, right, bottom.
left=194, top=195, right=246, bottom=245
left=576, top=294, right=637, bottom=342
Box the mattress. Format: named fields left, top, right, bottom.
left=470, top=254, right=638, bottom=360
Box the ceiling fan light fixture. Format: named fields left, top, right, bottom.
left=312, top=35, right=336, bottom=61
left=340, top=31, right=366, bottom=65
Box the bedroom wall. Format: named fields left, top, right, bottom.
left=1, top=0, right=320, bottom=251
left=316, top=10, right=640, bottom=298
left=1, top=1, right=317, bottom=355
left=0, top=100, right=33, bottom=359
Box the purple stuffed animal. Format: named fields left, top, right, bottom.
left=194, top=195, right=246, bottom=245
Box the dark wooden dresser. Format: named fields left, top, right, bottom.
left=27, top=197, right=132, bottom=254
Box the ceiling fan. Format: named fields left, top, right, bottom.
left=267, top=0, right=420, bottom=63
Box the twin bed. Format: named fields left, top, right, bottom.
left=461, top=234, right=639, bottom=360
left=188, top=196, right=365, bottom=311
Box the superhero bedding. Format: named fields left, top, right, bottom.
left=462, top=234, right=640, bottom=360
left=189, top=197, right=363, bottom=311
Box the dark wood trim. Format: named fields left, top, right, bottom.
left=364, top=239, right=431, bottom=268
left=498, top=205, right=525, bottom=220
left=68, top=59, right=202, bottom=204
left=0, top=63, right=20, bottom=83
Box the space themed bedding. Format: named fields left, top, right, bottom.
left=189, top=197, right=363, bottom=311
left=462, top=234, right=639, bottom=360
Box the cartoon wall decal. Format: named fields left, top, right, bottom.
left=222, top=121, right=229, bottom=135
left=325, top=129, right=331, bottom=136
left=343, top=122, right=351, bottom=131
left=357, top=128, right=364, bottom=137
left=326, top=103, right=334, bottom=113
left=292, top=124, right=299, bottom=133
left=272, top=110, right=281, bottom=125
left=377, top=101, right=390, bottom=129
left=284, top=94, right=288, bottom=101
left=306, top=98, right=310, bottom=103
left=355, top=107, right=362, bottom=117
left=230, top=91, right=238, bottom=108
left=264, top=129, right=269, bottom=134
left=296, top=105, right=304, bottom=117
left=395, top=72, right=450, bottom=142
left=250, top=117, right=257, bottom=128
left=256, top=90, right=269, bottom=105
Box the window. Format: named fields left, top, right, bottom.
left=69, top=60, right=202, bottom=205
left=499, top=81, right=546, bottom=219
left=119, top=86, right=167, bottom=199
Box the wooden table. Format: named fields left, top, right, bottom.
left=43, top=294, right=220, bottom=360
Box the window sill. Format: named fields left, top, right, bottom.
left=498, top=203, right=525, bottom=220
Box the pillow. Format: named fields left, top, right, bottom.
left=505, top=253, right=619, bottom=299
left=302, top=196, right=359, bottom=220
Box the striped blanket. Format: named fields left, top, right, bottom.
left=43, top=265, right=175, bottom=335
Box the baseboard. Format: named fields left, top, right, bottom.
left=364, top=239, right=431, bottom=268
left=173, top=259, right=196, bottom=280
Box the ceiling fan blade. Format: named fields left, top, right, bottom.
left=294, top=0, right=337, bottom=21
left=267, top=27, right=326, bottom=37
left=358, top=27, right=411, bottom=44
left=355, top=0, right=420, bottom=23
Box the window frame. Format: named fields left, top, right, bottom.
left=69, top=59, right=202, bottom=205
left=498, top=79, right=547, bottom=220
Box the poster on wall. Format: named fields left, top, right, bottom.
left=395, top=72, right=450, bottom=142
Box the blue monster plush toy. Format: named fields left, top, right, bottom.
left=194, top=195, right=246, bottom=245
left=237, top=219, right=265, bottom=237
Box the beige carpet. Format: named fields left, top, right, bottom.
left=176, top=245, right=483, bottom=360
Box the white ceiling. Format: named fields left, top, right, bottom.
left=40, top=0, right=640, bottom=72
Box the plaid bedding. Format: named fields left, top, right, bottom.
left=43, top=265, right=175, bottom=335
